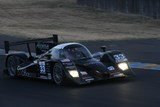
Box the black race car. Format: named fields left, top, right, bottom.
left=3, top=35, right=135, bottom=85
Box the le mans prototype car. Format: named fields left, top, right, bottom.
left=3, top=35, right=135, bottom=85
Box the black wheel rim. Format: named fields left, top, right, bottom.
left=53, top=64, right=63, bottom=85
left=7, top=56, right=25, bottom=77
left=7, top=56, right=18, bottom=76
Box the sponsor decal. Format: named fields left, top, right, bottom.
left=80, top=71, right=88, bottom=75
left=36, top=42, right=53, bottom=55
left=84, top=62, right=99, bottom=66
left=61, top=59, right=70, bottom=63
left=36, top=43, right=50, bottom=50
left=107, top=66, right=115, bottom=71
left=18, top=70, right=36, bottom=77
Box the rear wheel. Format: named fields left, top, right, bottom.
left=6, top=55, right=26, bottom=77
left=52, top=63, right=66, bottom=86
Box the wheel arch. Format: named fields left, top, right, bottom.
left=5, top=53, right=28, bottom=68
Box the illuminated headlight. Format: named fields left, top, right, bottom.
left=118, top=63, right=129, bottom=71
left=68, top=70, right=79, bottom=78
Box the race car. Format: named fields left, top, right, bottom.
left=3, top=34, right=135, bottom=85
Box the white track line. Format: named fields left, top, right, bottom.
left=130, top=62, right=160, bottom=71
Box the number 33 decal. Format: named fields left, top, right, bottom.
left=39, top=61, right=46, bottom=74
left=113, top=54, right=127, bottom=63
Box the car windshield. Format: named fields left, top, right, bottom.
left=64, top=44, right=92, bottom=61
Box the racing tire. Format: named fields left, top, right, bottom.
left=6, top=55, right=27, bottom=77
left=52, top=63, right=66, bottom=86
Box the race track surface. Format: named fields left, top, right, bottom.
left=0, top=37, right=160, bottom=107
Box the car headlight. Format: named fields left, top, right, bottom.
left=118, top=63, right=129, bottom=71
left=68, top=70, right=79, bottom=78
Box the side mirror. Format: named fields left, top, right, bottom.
left=101, top=46, right=106, bottom=52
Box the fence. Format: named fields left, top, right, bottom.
left=77, top=0, right=160, bottom=19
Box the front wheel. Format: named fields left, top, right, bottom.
left=52, top=63, right=66, bottom=86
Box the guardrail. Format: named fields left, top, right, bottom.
left=77, top=0, right=160, bottom=19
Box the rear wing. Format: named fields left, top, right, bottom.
left=4, top=34, right=58, bottom=56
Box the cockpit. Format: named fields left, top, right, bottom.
left=50, top=43, right=92, bottom=61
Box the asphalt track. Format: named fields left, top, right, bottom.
left=0, top=36, right=160, bottom=107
